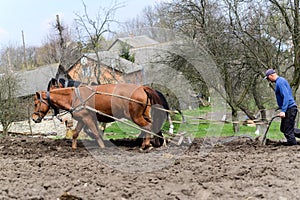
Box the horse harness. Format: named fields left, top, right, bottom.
left=46, top=91, right=60, bottom=116
left=37, top=86, right=178, bottom=144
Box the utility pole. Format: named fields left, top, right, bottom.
left=21, top=30, right=28, bottom=70
left=56, top=14, right=66, bottom=67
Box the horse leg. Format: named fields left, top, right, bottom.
left=72, top=121, right=84, bottom=150
left=132, top=113, right=165, bottom=149
left=139, top=123, right=153, bottom=150
left=82, top=115, right=105, bottom=148
left=99, top=122, right=106, bottom=132
left=142, top=134, right=152, bottom=150
left=82, top=121, right=104, bottom=140
left=132, top=117, right=152, bottom=149
left=152, top=130, right=165, bottom=148
left=136, top=125, right=164, bottom=148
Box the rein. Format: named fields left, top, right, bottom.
left=67, top=86, right=176, bottom=143
left=68, top=86, right=152, bottom=113
left=85, top=86, right=175, bottom=114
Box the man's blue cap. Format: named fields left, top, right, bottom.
left=264, top=69, right=276, bottom=79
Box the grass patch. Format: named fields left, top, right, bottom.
left=104, top=121, right=141, bottom=140
left=103, top=106, right=286, bottom=141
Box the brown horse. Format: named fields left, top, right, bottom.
left=32, top=83, right=166, bottom=149
left=47, top=78, right=183, bottom=134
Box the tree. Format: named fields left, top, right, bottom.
left=152, top=0, right=256, bottom=132
left=0, top=72, right=20, bottom=135
left=120, top=43, right=135, bottom=62
left=74, top=1, right=124, bottom=84
left=35, top=16, right=82, bottom=68
left=269, top=0, right=300, bottom=95
left=0, top=44, right=24, bottom=71
left=223, top=0, right=300, bottom=125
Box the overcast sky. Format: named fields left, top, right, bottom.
left=0, top=0, right=165, bottom=47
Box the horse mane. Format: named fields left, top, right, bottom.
left=47, top=78, right=58, bottom=91
left=57, top=78, right=82, bottom=88
left=58, top=78, right=66, bottom=87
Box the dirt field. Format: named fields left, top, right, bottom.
left=0, top=134, right=300, bottom=200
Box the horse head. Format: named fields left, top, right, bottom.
left=32, top=92, right=50, bottom=123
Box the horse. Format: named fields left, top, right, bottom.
left=47, top=78, right=177, bottom=135
left=32, top=83, right=167, bottom=150
left=50, top=65, right=184, bottom=126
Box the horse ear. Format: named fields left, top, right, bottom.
left=58, top=78, right=66, bottom=86
left=51, top=78, right=57, bottom=85
left=36, top=92, right=41, bottom=99
left=47, top=78, right=57, bottom=91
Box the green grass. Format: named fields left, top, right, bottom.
left=104, top=121, right=141, bottom=140
left=103, top=106, right=287, bottom=141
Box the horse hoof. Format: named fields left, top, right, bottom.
left=148, top=146, right=154, bottom=151
left=162, top=140, right=168, bottom=148
left=139, top=145, right=154, bottom=152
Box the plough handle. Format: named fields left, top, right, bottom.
left=262, top=116, right=280, bottom=145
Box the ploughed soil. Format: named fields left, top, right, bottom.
left=1, top=134, right=300, bottom=200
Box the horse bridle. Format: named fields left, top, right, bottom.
left=34, top=91, right=60, bottom=118
left=33, top=92, right=50, bottom=120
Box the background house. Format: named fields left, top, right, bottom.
left=16, top=63, right=59, bottom=98
left=14, top=63, right=60, bottom=121
left=66, top=51, right=143, bottom=85
left=107, top=35, right=159, bottom=52
left=66, top=35, right=203, bottom=109
left=65, top=35, right=161, bottom=85
left=54, top=35, right=162, bottom=86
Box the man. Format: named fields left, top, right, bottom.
left=264, top=69, right=300, bottom=145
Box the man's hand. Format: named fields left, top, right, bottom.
left=279, top=112, right=286, bottom=118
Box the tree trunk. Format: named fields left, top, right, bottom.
left=2, top=123, right=9, bottom=136
left=232, top=108, right=240, bottom=133
left=56, top=14, right=66, bottom=66
left=252, top=76, right=267, bottom=122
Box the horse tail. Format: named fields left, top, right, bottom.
left=154, top=90, right=170, bottom=118
left=143, top=87, right=167, bottom=134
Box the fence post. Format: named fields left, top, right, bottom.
left=27, top=105, right=33, bottom=135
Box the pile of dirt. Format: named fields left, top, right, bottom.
left=0, top=134, right=299, bottom=199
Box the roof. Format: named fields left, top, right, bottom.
left=108, top=35, right=159, bottom=50
left=71, top=51, right=142, bottom=74
left=16, top=63, right=59, bottom=97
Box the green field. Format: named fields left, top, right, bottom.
left=104, top=106, right=286, bottom=141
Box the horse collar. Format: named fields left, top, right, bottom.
left=75, top=87, right=84, bottom=104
